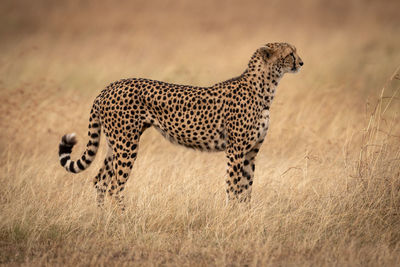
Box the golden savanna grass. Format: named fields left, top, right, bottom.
left=1, top=0, right=400, bottom=265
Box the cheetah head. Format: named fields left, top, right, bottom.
left=259, top=42, right=304, bottom=74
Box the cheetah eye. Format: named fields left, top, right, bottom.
left=286, top=52, right=295, bottom=60
left=285, top=53, right=293, bottom=60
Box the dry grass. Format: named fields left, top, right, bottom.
left=1, top=0, right=400, bottom=265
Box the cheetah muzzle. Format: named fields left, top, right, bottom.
left=58, top=42, right=303, bottom=209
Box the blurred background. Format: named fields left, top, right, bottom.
left=0, top=0, right=399, bottom=265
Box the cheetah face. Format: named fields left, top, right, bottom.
left=282, top=49, right=303, bottom=73
left=262, top=43, right=304, bottom=74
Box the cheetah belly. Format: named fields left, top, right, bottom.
left=149, top=113, right=226, bottom=152
left=151, top=121, right=226, bottom=151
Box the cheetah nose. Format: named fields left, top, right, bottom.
left=299, top=61, right=304, bottom=66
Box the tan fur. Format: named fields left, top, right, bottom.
left=58, top=43, right=303, bottom=209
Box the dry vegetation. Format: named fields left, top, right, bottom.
left=1, top=0, right=400, bottom=265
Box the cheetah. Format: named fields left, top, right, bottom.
left=58, top=42, right=303, bottom=209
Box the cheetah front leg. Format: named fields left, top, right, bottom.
left=225, top=144, right=251, bottom=203
left=225, top=138, right=264, bottom=204
left=241, top=140, right=263, bottom=202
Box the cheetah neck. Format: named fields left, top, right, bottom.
left=244, top=62, right=283, bottom=109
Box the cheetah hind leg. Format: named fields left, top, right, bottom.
left=108, top=135, right=140, bottom=212
left=93, top=145, right=114, bottom=207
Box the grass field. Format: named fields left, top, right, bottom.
left=1, top=0, right=400, bottom=265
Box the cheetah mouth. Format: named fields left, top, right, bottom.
left=291, top=59, right=297, bottom=72
left=291, top=66, right=300, bottom=73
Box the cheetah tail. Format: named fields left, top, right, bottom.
left=58, top=111, right=101, bottom=174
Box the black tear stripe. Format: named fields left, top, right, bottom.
left=291, top=53, right=296, bottom=71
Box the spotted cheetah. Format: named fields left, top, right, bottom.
left=58, top=42, right=303, bottom=209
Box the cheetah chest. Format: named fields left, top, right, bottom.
left=257, top=109, right=270, bottom=140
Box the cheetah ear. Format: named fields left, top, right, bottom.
left=259, top=46, right=276, bottom=61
